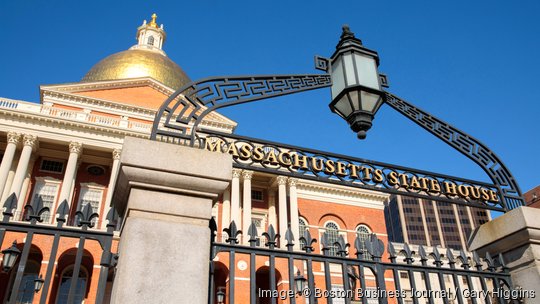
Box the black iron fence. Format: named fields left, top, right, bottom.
left=210, top=220, right=522, bottom=304
left=0, top=193, right=118, bottom=304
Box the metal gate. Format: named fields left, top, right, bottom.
left=0, top=194, right=117, bottom=304
left=209, top=220, right=521, bottom=304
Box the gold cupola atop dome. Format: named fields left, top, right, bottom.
left=82, top=14, right=190, bottom=90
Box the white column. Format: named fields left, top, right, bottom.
left=268, top=189, right=277, bottom=229
left=9, top=134, right=37, bottom=208
left=276, top=176, right=288, bottom=248
left=0, top=132, right=20, bottom=197
left=288, top=178, right=300, bottom=249
left=1, top=155, right=18, bottom=203
left=242, top=170, right=253, bottom=244
left=18, top=156, right=36, bottom=214
left=230, top=169, right=242, bottom=227
left=221, top=188, right=231, bottom=232
left=101, top=148, right=122, bottom=229
left=58, top=142, right=82, bottom=208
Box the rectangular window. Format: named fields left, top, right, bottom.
left=251, top=212, right=267, bottom=247
left=31, top=181, right=60, bottom=223
left=77, top=187, right=103, bottom=226
left=251, top=189, right=264, bottom=201
left=40, top=159, right=64, bottom=173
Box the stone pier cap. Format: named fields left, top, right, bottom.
left=469, top=206, right=540, bottom=256
left=112, top=137, right=232, bottom=221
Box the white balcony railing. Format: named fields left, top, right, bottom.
left=0, top=97, right=152, bottom=134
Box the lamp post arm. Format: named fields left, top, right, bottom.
left=384, top=92, right=524, bottom=209
left=151, top=74, right=332, bottom=145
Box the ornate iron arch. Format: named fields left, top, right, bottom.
left=150, top=74, right=332, bottom=144
left=151, top=72, right=524, bottom=211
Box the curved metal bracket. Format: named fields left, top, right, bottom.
left=151, top=74, right=332, bottom=144
left=384, top=92, right=524, bottom=209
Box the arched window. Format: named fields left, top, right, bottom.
left=324, top=222, right=340, bottom=256
left=298, top=217, right=308, bottom=248
left=299, top=218, right=308, bottom=236
left=356, top=224, right=372, bottom=260
left=15, top=260, right=40, bottom=303
left=147, top=36, right=154, bottom=46
left=56, top=266, right=88, bottom=304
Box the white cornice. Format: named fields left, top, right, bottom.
left=41, top=87, right=237, bottom=132
left=41, top=77, right=175, bottom=96
left=42, top=90, right=156, bottom=118
left=0, top=109, right=144, bottom=148
left=296, top=179, right=389, bottom=210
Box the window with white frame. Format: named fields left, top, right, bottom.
left=30, top=178, right=61, bottom=223
left=251, top=189, right=264, bottom=201
left=252, top=212, right=267, bottom=247
left=77, top=185, right=104, bottom=226
left=39, top=159, right=64, bottom=174
left=324, top=222, right=340, bottom=256
left=299, top=217, right=308, bottom=248
left=356, top=224, right=372, bottom=260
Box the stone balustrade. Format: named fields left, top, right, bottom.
left=0, top=97, right=152, bottom=133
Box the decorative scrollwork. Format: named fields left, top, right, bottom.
left=299, top=229, right=317, bottom=253
left=23, top=197, right=49, bottom=223
left=150, top=72, right=523, bottom=212
left=385, top=92, right=524, bottom=210
left=224, top=221, right=242, bottom=245
left=262, top=224, right=279, bottom=249
left=75, top=203, right=99, bottom=228
left=151, top=74, right=332, bottom=145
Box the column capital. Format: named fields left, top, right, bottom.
left=7, top=132, right=21, bottom=145
left=287, top=177, right=298, bottom=187
left=22, top=134, right=37, bottom=148
left=242, top=170, right=254, bottom=180
left=69, top=142, right=83, bottom=155
left=112, top=148, right=122, bottom=160
left=276, top=176, right=288, bottom=186
left=232, top=168, right=243, bottom=178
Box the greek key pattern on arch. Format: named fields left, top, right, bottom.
left=385, top=92, right=524, bottom=210
left=151, top=74, right=332, bottom=145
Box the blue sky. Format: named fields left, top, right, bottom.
left=1, top=1, right=539, bottom=199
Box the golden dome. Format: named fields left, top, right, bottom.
left=82, top=49, right=190, bottom=90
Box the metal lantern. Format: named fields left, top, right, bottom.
left=294, top=270, right=307, bottom=294
left=34, top=274, right=44, bottom=292
left=1, top=241, right=21, bottom=272
left=329, top=25, right=386, bottom=139
left=216, top=288, right=225, bottom=304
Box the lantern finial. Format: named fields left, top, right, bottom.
left=340, top=24, right=362, bottom=45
